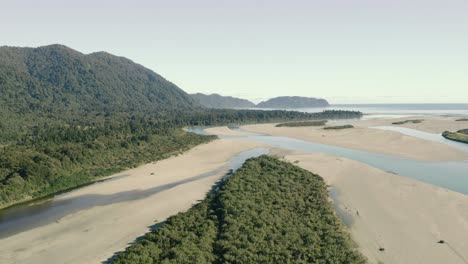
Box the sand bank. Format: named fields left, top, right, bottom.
left=356, top=115, right=468, bottom=133
left=281, top=151, right=468, bottom=264
left=241, top=122, right=468, bottom=161
left=204, top=126, right=256, bottom=137
left=0, top=138, right=264, bottom=264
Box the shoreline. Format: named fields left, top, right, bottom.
left=239, top=117, right=468, bottom=161
left=282, top=151, right=468, bottom=264
left=3, top=115, right=468, bottom=264
left=0, top=138, right=265, bottom=264
left=0, top=138, right=216, bottom=211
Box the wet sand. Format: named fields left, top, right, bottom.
left=240, top=120, right=468, bottom=161
left=282, top=151, right=468, bottom=264
left=0, top=139, right=264, bottom=264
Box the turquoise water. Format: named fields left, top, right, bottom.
left=240, top=135, right=468, bottom=194
left=193, top=126, right=468, bottom=195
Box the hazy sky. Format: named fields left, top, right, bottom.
left=1, top=0, right=467, bottom=103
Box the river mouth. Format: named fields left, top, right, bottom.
left=188, top=127, right=468, bottom=195
left=2, top=125, right=468, bottom=240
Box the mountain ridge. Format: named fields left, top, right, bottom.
left=190, top=93, right=255, bottom=109
left=0, top=44, right=199, bottom=116
left=256, top=96, right=329, bottom=108
left=191, top=93, right=330, bottom=109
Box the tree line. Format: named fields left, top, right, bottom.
left=111, top=156, right=366, bottom=263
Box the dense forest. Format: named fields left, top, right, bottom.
left=256, top=96, right=329, bottom=108
left=0, top=109, right=359, bottom=208
left=111, top=156, right=366, bottom=264
left=0, top=45, right=362, bottom=208
left=0, top=44, right=197, bottom=115
left=190, top=93, right=256, bottom=109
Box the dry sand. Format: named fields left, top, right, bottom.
left=281, top=151, right=468, bottom=264
left=204, top=126, right=257, bottom=136
left=241, top=122, right=468, bottom=161
left=356, top=115, right=468, bottom=133
left=0, top=138, right=265, bottom=264
left=2, top=120, right=468, bottom=264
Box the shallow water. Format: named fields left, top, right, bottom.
left=241, top=135, right=468, bottom=194
left=0, top=148, right=269, bottom=239
left=2, top=123, right=468, bottom=240
left=371, top=126, right=468, bottom=153
left=185, top=127, right=468, bottom=195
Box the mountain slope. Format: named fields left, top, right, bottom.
left=257, top=96, right=329, bottom=108
left=0, top=44, right=198, bottom=116
left=190, top=93, right=255, bottom=109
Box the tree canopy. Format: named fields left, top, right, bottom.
left=111, top=156, right=366, bottom=264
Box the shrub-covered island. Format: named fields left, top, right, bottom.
left=111, top=156, right=366, bottom=264
left=392, top=119, right=424, bottom=125
left=324, top=125, right=354, bottom=130
left=442, top=129, right=468, bottom=144
left=276, top=120, right=327, bottom=127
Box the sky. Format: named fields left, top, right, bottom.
left=1, top=0, right=467, bottom=104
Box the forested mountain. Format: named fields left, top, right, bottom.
left=0, top=44, right=198, bottom=116
left=190, top=93, right=255, bottom=109
left=0, top=45, right=361, bottom=209
left=257, top=96, right=329, bottom=108
left=112, top=156, right=365, bottom=263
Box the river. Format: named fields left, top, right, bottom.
left=1, top=125, right=467, bottom=241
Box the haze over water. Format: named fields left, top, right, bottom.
left=265, top=104, right=468, bottom=117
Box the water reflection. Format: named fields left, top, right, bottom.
left=0, top=148, right=269, bottom=239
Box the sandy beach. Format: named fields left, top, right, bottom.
left=213, top=119, right=468, bottom=263
left=241, top=119, right=468, bottom=161
left=281, top=151, right=468, bottom=264
left=204, top=126, right=257, bottom=136
left=2, top=117, right=468, bottom=264
left=0, top=138, right=265, bottom=264
left=356, top=115, right=468, bottom=133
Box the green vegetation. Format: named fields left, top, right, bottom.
left=324, top=125, right=354, bottom=130
left=0, top=121, right=215, bottom=208
left=0, top=45, right=362, bottom=208
left=0, top=44, right=197, bottom=118
left=442, top=130, right=468, bottom=144
left=392, top=119, right=424, bottom=125
left=276, top=120, right=327, bottom=127
left=455, top=118, right=468, bottom=122
left=256, top=96, right=329, bottom=108
left=111, top=156, right=365, bottom=264
left=0, top=109, right=360, bottom=208
left=190, top=93, right=255, bottom=109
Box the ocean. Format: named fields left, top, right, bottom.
left=273, top=104, right=468, bottom=118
